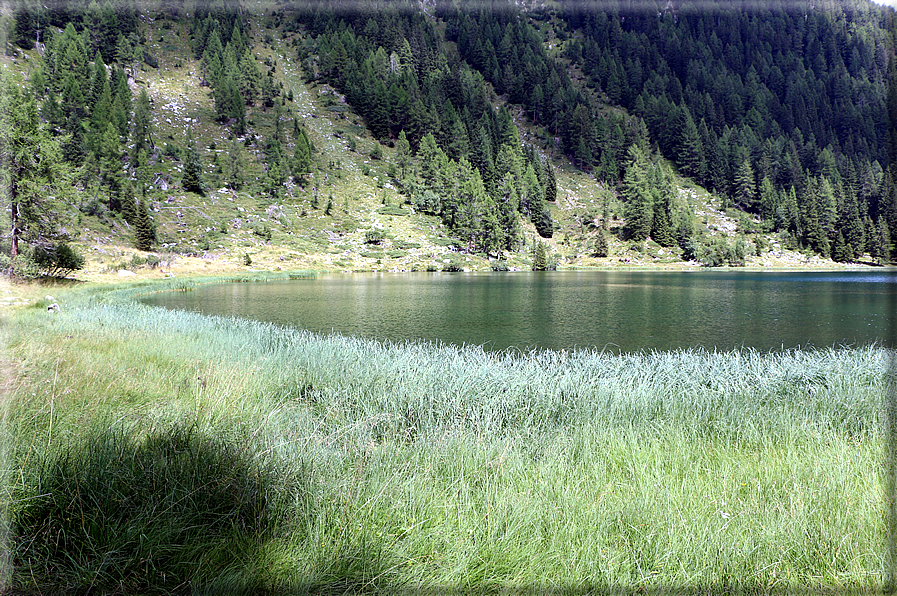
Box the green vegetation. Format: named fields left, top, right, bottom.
left=1, top=1, right=894, bottom=274
left=1, top=277, right=890, bottom=593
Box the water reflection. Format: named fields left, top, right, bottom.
left=141, top=270, right=897, bottom=353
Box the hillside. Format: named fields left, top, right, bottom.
left=1, top=0, right=894, bottom=280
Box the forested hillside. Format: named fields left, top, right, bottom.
left=1, top=0, right=895, bottom=278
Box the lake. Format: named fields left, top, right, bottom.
left=141, top=269, right=897, bottom=353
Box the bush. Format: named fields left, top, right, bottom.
left=142, top=50, right=158, bottom=68
left=491, top=260, right=510, bottom=271
left=377, top=205, right=407, bottom=216
left=442, top=260, right=464, bottom=272
left=413, top=190, right=441, bottom=215
left=31, top=243, right=85, bottom=278
left=365, top=229, right=386, bottom=245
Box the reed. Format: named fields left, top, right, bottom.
left=1, top=275, right=891, bottom=593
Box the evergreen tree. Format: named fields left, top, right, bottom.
left=394, top=130, right=412, bottom=181
left=292, top=125, right=312, bottom=183
left=758, top=176, right=778, bottom=227
left=181, top=129, right=205, bottom=195
left=651, top=195, right=675, bottom=247
left=622, top=145, right=653, bottom=242
left=543, top=159, right=557, bottom=203
left=226, top=137, right=246, bottom=190
left=131, top=87, right=152, bottom=161
left=839, top=193, right=866, bottom=259
left=677, top=106, right=704, bottom=182
left=0, top=77, right=74, bottom=266
left=831, top=231, right=852, bottom=263
left=496, top=174, right=521, bottom=254
left=532, top=240, right=548, bottom=271
left=592, top=229, right=609, bottom=257
left=134, top=197, right=156, bottom=251
left=871, top=217, right=891, bottom=264
left=97, top=121, right=123, bottom=205
left=120, top=180, right=138, bottom=226
left=733, top=157, right=757, bottom=211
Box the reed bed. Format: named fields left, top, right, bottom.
left=1, top=275, right=892, bottom=594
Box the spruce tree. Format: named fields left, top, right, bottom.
left=132, top=87, right=152, bottom=161
left=394, top=130, right=411, bottom=181
left=733, top=157, right=757, bottom=211
left=831, top=231, right=852, bottom=263
left=1, top=77, right=74, bottom=266
left=181, top=129, right=205, bottom=195
left=226, top=137, right=246, bottom=190
left=592, top=229, right=609, bottom=257
left=120, top=181, right=138, bottom=226
left=532, top=240, right=548, bottom=271
left=134, top=197, right=156, bottom=251
left=622, top=145, right=653, bottom=242
left=651, top=195, right=676, bottom=247
left=292, top=126, right=312, bottom=183
left=840, top=193, right=866, bottom=259
left=543, top=159, right=557, bottom=203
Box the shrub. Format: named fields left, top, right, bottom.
left=31, top=243, right=85, bottom=278
left=413, top=190, right=441, bottom=215
left=142, top=50, right=158, bottom=68
left=377, top=205, right=407, bottom=216
left=365, top=229, right=386, bottom=245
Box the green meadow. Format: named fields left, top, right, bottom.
left=0, top=274, right=892, bottom=594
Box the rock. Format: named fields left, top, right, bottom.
left=118, top=270, right=136, bottom=277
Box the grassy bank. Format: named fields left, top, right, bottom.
left=1, top=275, right=893, bottom=594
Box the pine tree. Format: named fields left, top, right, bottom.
left=543, top=159, right=557, bottom=203
left=733, top=157, right=757, bottom=211
left=651, top=195, right=676, bottom=247
left=134, top=197, right=156, bottom=251
left=394, top=130, right=412, bottom=181
left=622, top=145, right=653, bottom=242
left=292, top=125, right=312, bottom=183
left=97, top=121, right=123, bottom=204
left=758, top=176, right=778, bottom=227
left=871, top=217, right=891, bottom=265
left=592, top=229, right=609, bottom=257
left=0, top=76, right=74, bottom=266
left=840, top=193, right=865, bottom=259
left=132, top=87, right=152, bottom=161
left=181, top=129, right=205, bottom=195
left=120, top=181, right=138, bottom=226
left=831, top=231, right=852, bottom=262
left=677, top=106, right=704, bottom=182
left=532, top=240, right=548, bottom=271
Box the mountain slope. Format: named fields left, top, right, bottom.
left=1, top=1, right=892, bottom=279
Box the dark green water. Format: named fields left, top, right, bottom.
left=141, top=270, right=897, bottom=352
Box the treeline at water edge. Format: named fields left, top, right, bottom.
left=1, top=277, right=892, bottom=593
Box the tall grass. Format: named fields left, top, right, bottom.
left=1, top=274, right=892, bottom=593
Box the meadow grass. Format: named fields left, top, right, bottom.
left=1, top=274, right=893, bottom=594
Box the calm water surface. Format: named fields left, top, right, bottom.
left=142, top=270, right=897, bottom=352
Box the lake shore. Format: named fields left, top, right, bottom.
left=1, top=274, right=891, bottom=593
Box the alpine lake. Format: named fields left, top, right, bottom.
left=141, top=269, right=897, bottom=353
